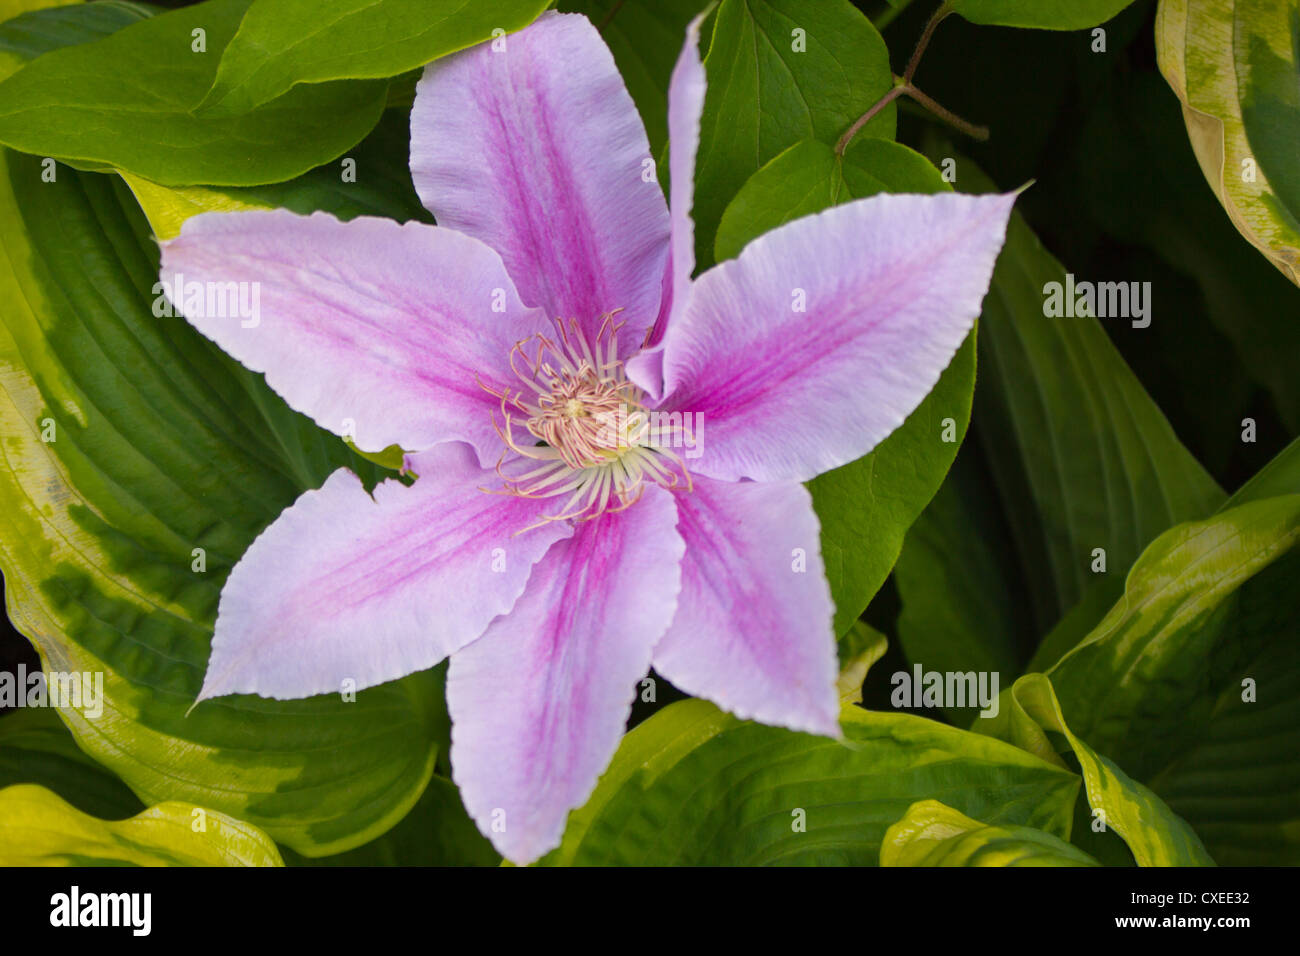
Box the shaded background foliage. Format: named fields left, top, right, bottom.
left=0, top=0, right=1296, bottom=867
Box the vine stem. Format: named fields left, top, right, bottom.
left=597, top=0, right=627, bottom=31
left=905, top=86, right=989, bottom=141
left=836, top=1, right=987, bottom=154
left=903, top=2, right=951, bottom=84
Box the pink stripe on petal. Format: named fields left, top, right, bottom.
left=197, top=443, right=572, bottom=703
left=632, top=11, right=709, bottom=399
left=652, top=476, right=840, bottom=738
left=447, top=484, right=684, bottom=864
left=411, top=12, right=670, bottom=343
left=161, top=210, right=547, bottom=464
left=654, top=192, right=1016, bottom=482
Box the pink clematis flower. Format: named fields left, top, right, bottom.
left=160, top=11, right=1014, bottom=863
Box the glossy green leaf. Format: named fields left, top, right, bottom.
left=881, top=799, right=1100, bottom=866
left=1157, top=0, right=1300, bottom=286
left=984, top=673, right=1214, bottom=866
left=951, top=0, right=1136, bottom=30
left=715, top=139, right=970, bottom=635
left=694, top=0, right=894, bottom=270
left=0, top=708, right=142, bottom=820
left=0, top=783, right=282, bottom=865
left=538, top=700, right=1080, bottom=865
left=0, top=147, right=443, bottom=856
left=1045, top=495, right=1300, bottom=864
left=0, top=0, right=386, bottom=185
left=199, top=0, right=550, bottom=116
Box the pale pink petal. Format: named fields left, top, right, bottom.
left=161, top=210, right=547, bottom=463
left=633, top=11, right=709, bottom=398
left=197, top=444, right=572, bottom=702
left=636, top=192, right=1016, bottom=482
left=410, top=12, right=669, bottom=342
left=652, top=476, right=840, bottom=737
left=447, top=484, right=684, bottom=864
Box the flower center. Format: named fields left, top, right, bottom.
left=480, top=313, right=690, bottom=523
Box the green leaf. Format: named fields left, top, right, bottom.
left=1073, top=70, right=1300, bottom=433
left=713, top=139, right=970, bottom=635
left=1044, top=494, right=1300, bottom=864
left=881, top=799, right=1100, bottom=866
left=1223, top=436, right=1300, bottom=509
left=694, top=0, right=894, bottom=270
left=0, top=783, right=282, bottom=865
left=537, top=700, right=1081, bottom=865
left=282, top=775, right=498, bottom=867
left=965, top=162, right=1223, bottom=636
left=1157, top=0, right=1300, bottom=286
left=0, top=708, right=143, bottom=820
left=950, top=0, right=1136, bottom=30
left=122, top=107, right=432, bottom=241
left=198, top=0, right=550, bottom=116
left=893, top=454, right=1026, bottom=718
left=0, top=0, right=386, bottom=185
left=0, top=0, right=151, bottom=61
left=0, top=147, right=443, bottom=856
left=983, top=673, right=1214, bottom=866
left=836, top=620, right=889, bottom=704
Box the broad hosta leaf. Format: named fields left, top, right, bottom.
left=715, top=139, right=972, bottom=635
left=1157, top=0, right=1300, bottom=286
left=0, top=0, right=149, bottom=61
left=984, top=674, right=1214, bottom=866
left=559, top=0, right=708, bottom=158
left=893, top=157, right=1222, bottom=681
left=950, top=0, right=1136, bottom=30
left=282, top=776, right=498, bottom=867
left=1046, top=494, right=1300, bottom=865
left=881, top=799, right=1100, bottom=866
left=198, top=0, right=550, bottom=116
left=962, top=163, right=1223, bottom=638
left=0, top=147, right=444, bottom=855
left=537, top=704, right=1081, bottom=865
left=0, top=784, right=282, bottom=866
left=0, top=0, right=386, bottom=185
left=1223, top=436, right=1300, bottom=508
left=0, top=708, right=142, bottom=820
left=694, top=0, right=894, bottom=270
left=893, top=453, right=1026, bottom=721
left=837, top=621, right=889, bottom=704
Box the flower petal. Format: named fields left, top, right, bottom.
left=446, top=484, right=684, bottom=864
left=633, top=11, right=709, bottom=398
left=161, top=209, right=547, bottom=462
left=197, top=443, right=572, bottom=703
left=651, top=476, right=840, bottom=737
left=410, top=12, right=669, bottom=342
left=642, top=192, right=1016, bottom=482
